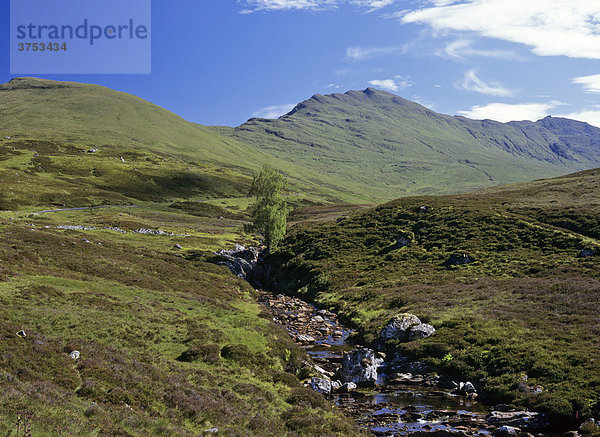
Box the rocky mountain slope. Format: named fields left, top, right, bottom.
left=219, top=88, right=600, bottom=199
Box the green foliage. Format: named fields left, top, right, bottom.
left=247, top=165, right=292, bottom=253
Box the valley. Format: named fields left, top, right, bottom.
left=0, top=77, right=599, bottom=436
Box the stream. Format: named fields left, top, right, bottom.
left=259, top=291, right=497, bottom=436
left=216, top=246, right=553, bottom=437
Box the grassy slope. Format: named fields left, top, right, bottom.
left=0, top=77, right=360, bottom=204
left=0, top=205, right=359, bottom=436
left=265, top=168, right=600, bottom=426
left=219, top=88, right=600, bottom=200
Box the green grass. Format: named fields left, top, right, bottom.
left=0, top=205, right=360, bottom=436
left=264, top=168, right=600, bottom=428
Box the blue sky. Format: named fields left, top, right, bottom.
left=2, top=0, right=600, bottom=127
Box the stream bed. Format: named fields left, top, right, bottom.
left=259, top=291, right=549, bottom=437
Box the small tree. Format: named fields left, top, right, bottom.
left=247, top=165, right=291, bottom=254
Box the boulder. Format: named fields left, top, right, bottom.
left=380, top=314, right=421, bottom=341
left=493, top=426, right=520, bottom=437
left=340, top=348, right=383, bottom=385
left=408, top=323, right=436, bottom=340
left=310, top=377, right=332, bottom=395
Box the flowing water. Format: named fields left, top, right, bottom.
left=259, top=291, right=496, bottom=436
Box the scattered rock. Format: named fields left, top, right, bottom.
left=340, top=348, right=383, bottom=385
left=203, top=428, right=219, bottom=434
left=174, top=244, right=182, bottom=250
left=69, top=350, right=81, bottom=360
left=296, top=334, right=316, bottom=343
left=493, top=426, right=521, bottom=437
left=310, top=377, right=332, bottom=395
left=86, top=148, right=98, bottom=153
left=15, top=330, right=26, bottom=338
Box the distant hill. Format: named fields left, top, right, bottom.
left=0, top=78, right=353, bottom=207
left=2, top=78, right=600, bottom=207
left=218, top=88, right=600, bottom=199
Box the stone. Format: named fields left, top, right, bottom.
left=204, top=428, right=219, bottom=434
left=296, top=334, right=315, bottom=343
left=15, top=330, right=26, bottom=338
left=564, top=432, right=579, bottom=437
left=310, top=377, right=332, bottom=395
left=486, top=411, right=546, bottom=429
left=340, top=348, right=383, bottom=385
left=311, top=315, right=325, bottom=323
left=174, top=244, right=182, bottom=250
left=87, top=148, right=98, bottom=153
left=408, top=323, right=436, bottom=340
left=331, top=380, right=342, bottom=391
left=462, top=381, right=477, bottom=393
left=69, top=350, right=81, bottom=360
left=340, top=382, right=357, bottom=392
left=493, top=426, right=520, bottom=437
left=379, top=313, right=421, bottom=341
left=215, top=245, right=260, bottom=280
left=447, top=253, right=473, bottom=266
left=578, top=249, right=595, bottom=258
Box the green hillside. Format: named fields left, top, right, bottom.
left=264, top=168, right=600, bottom=426
left=0, top=77, right=359, bottom=206
left=219, top=88, right=600, bottom=200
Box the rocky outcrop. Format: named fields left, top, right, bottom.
left=216, top=244, right=260, bottom=280
left=340, top=348, right=383, bottom=385
left=379, top=314, right=435, bottom=342
left=310, top=377, right=332, bottom=395
left=492, top=426, right=520, bottom=437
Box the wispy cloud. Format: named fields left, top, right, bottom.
left=456, top=70, right=515, bottom=97
left=252, top=103, right=296, bottom=118
left=346, top=46, right=401, bottom=60
left=368, top=75, right=414, bottom=92
left=457, top=101, right=565, bottom=123
left=572, top=74, right=600, bottom=94
left=400, top=0, right=600, bottom=59
left=239, top=0, right=336, bottom=12
left=441, top=39, right=520, bottom=61
left=351, top=0, right=397, bottom=12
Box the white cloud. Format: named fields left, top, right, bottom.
left=239, top=0, right=336, bottom=12
left=368, top=75, right=414, bottom=92
left=456, top=69, right=515, bottom=97
left=442, top=39, right=520, bottom=61
left=368, top=79, right=399, bottom=92
left=346, top=46, right=400, bottom=60
left=400, top=0, right=600, bottom=59
left=556, top=108, right=600, bottom=128
left=457, top=101, right=564, bottom=122
left=572, top=74, right=600, bottom=94
left=252, top=103, right=296, bottom=119
left=351, top=0, right=397, bottom=12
